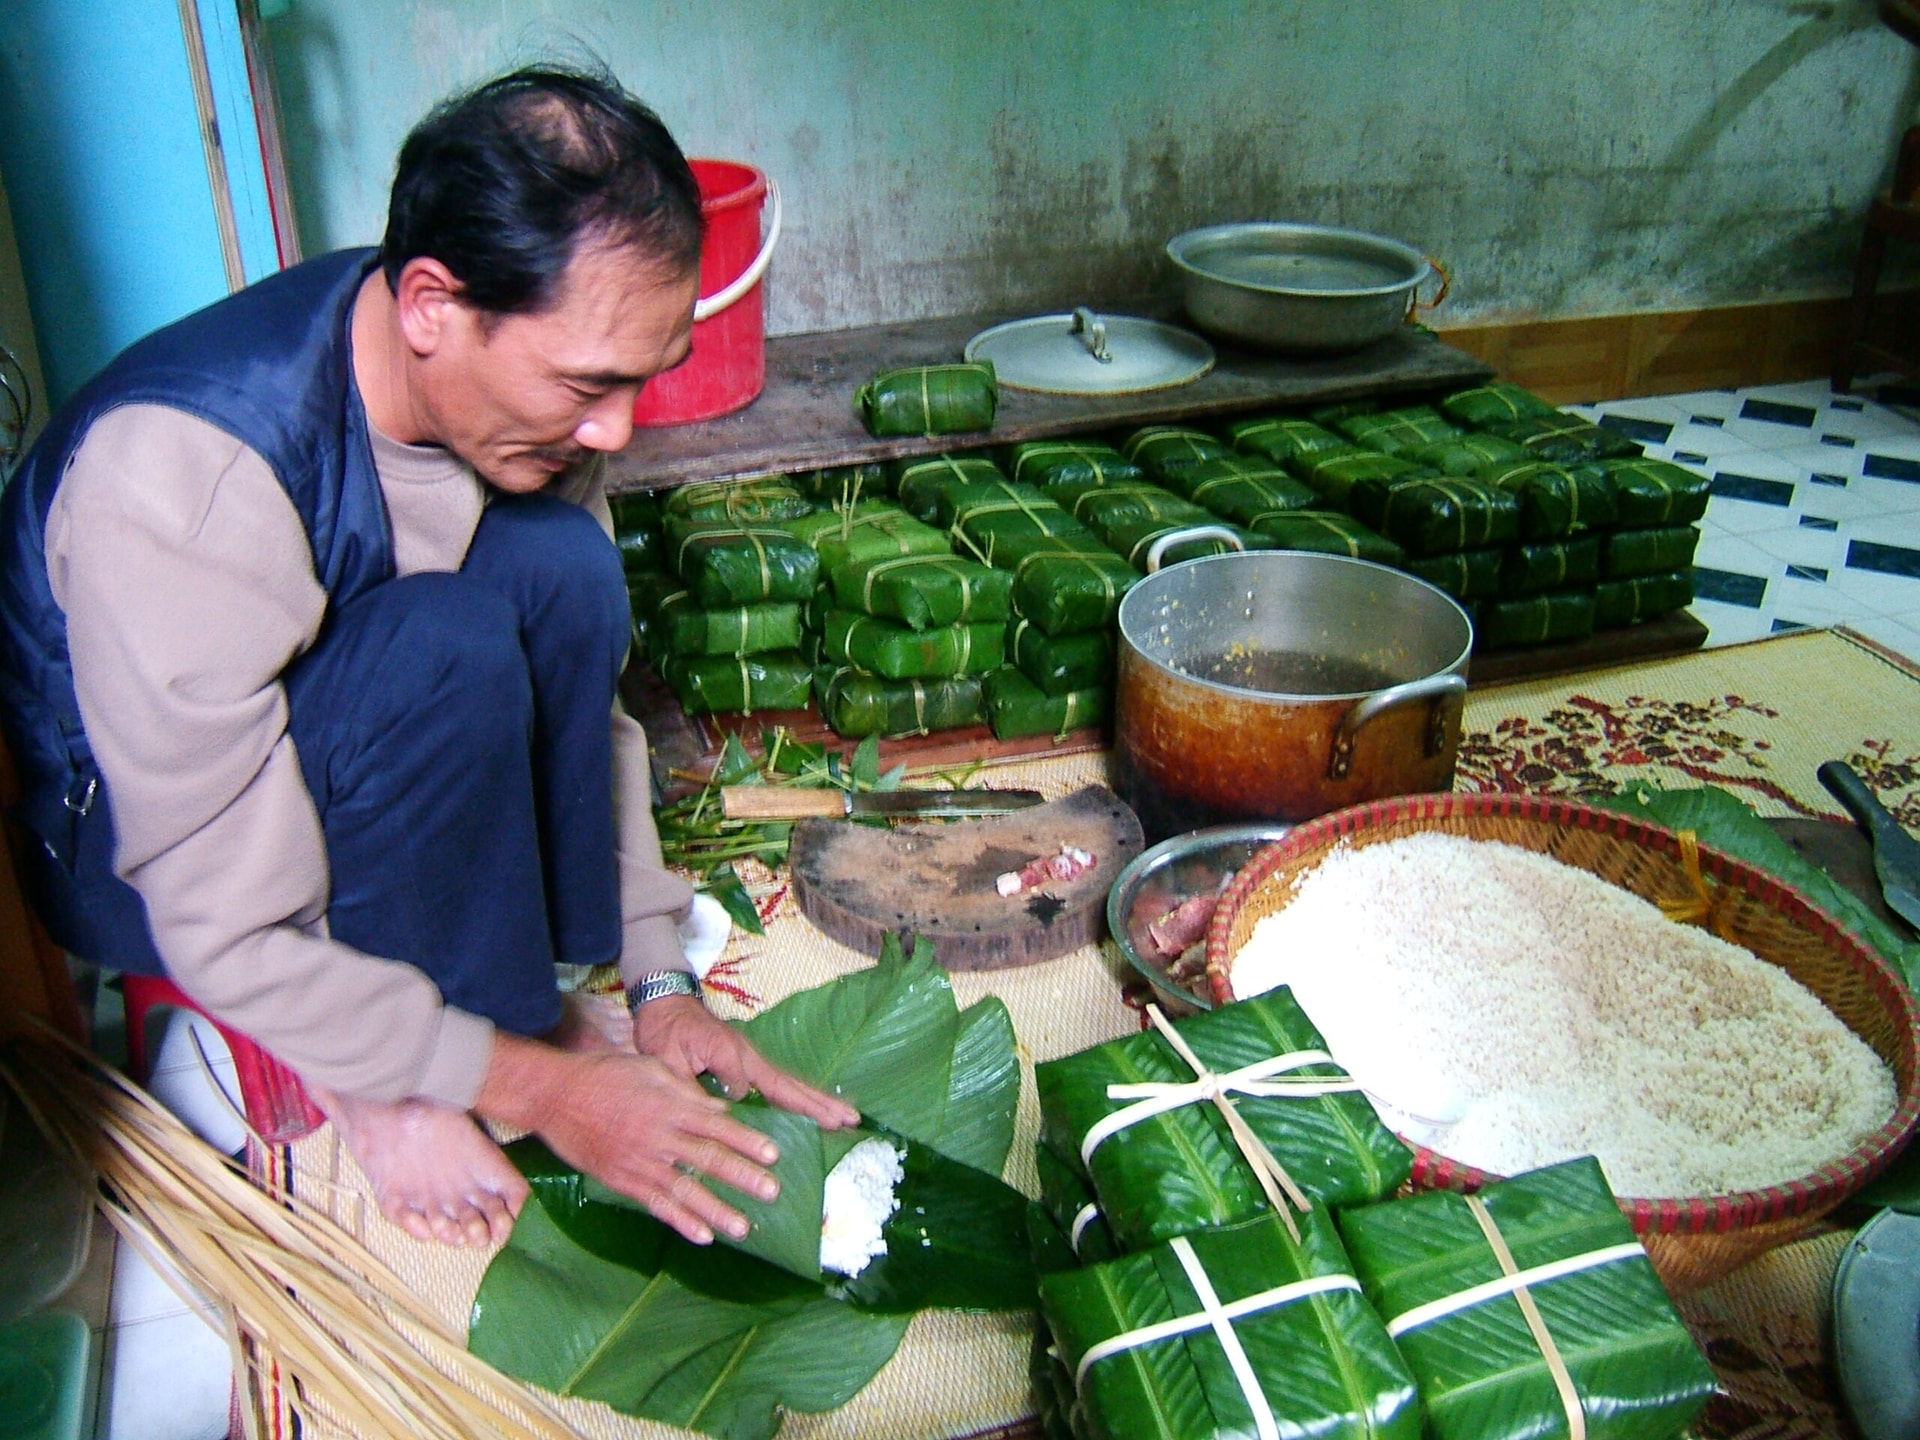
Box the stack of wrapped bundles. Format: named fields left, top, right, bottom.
left=609, top=490, right=666, bottom=651
left=895, top=453, right=1010, bottom=524
left=1595, top=457, right=1710, bottom=625
left=1121, top=425, right=1232, bottom=487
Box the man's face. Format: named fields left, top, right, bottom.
left=422, top=241, right=699, bottom=493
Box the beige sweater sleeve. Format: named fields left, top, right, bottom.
left=45, top=405, right=494, bottom=1107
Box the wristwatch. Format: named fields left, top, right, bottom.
left=625, top=968, right=703, bottom=1014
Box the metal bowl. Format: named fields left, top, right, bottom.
left=1166, top=222, right=1432, bottom=354
left=1106, top=823, right=1293, bottom=1015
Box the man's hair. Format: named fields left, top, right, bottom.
left=380, top=66, right=703, bottom=315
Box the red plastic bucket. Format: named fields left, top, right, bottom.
left=633, top=159, right=780, bottom=427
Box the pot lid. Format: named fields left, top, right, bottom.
left=965, top=308, right=1214, bottom=395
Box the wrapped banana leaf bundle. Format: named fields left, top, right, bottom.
left=625, top=567, right=685, bottom=624
left=661, top=475, right=816, bottom=526
left=1406, top=432, right=1531, bottom=477
left=1049, top=479, right=1195, bottom=530
left=821, top=609, right=1005, bottom=680
left=813, top=665, right=987, bottom=738
left=1475, top=591, right=1597, bottom=650
left=1402, top=546, right=1504, bottom=600
left=786, top=499, right=953, bottom=574
left=1036, top=1142, right=1118, bottom=1267
left=894, top=455, right=1009, bottom=523
left=1036, top=989, right=1412, bottom=1251
left=1594, top=570, right=1694, bottom=628
left=1243, top=510, right=1405, bottom=565
left=855, top=360, right=998, bottom=437
left=1030, top=1323, right=1081, bottom=1440
left=1225, top=414, right=1347, bottom=466
left=1376, top=478, right=1522, bottom=556
left=1604, top=525, right=1700, bottom=578
left=1011, top=618, right=1113, bottom=696
left=658, top=650, right=813, bottom=713
left=1040, top=1211, right=1422, bottom=1440
left=1600, top=458, right=1713, bottom=527
left=790, top=461, right=890, bottom=504
left=1307, top=399, right=1378, bottom=426
left=804, top=583, right=836, bottom=634
left=1337, top=1157, right=1717, bottom=1440
left=987, top=533, right=1140, bottom=636
left=1004, top=439, right=1146, bottom=491
left=1334, top=404, right=1464, bottom=456
left=609, top=488, right=663, bottom=535
left=828, top=552, right=1013, bottom=630
left=1174, top=456, right=1322, bottom=526
left=1436, top=381, right=1559, bottom=430
left=1501, top=534, right=1602, bottom=596
left=1291, top=447, right=1428, bottom=510
left=1485, top=412, right=1644, bottom=464
left=1348, top=474, right=1425, bottom=529
left=1478, top=458, right=1619, bottom=540
left=650, top=592, right=806, bottom=658
left=1120, top=426, right=1231, bottom=485
left=668, top=521, right=822, bottom=606
left=983, top=665, right=1108, bottom=740
left=947, top=486, right=1096, bottom=554
left=1098, top=514, right=1262, bottom=571
left=610, top=490, right=665, bottom=574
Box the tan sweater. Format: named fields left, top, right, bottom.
left=45, top=404, right=693, bottom=1109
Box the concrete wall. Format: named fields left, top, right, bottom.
left=268, top=0, right=1917, bottom=337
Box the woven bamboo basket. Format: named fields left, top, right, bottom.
left=1201, top=791, right=1920, bottom=1295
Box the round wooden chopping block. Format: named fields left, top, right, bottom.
left=787, top=784, right=1145, bottom=968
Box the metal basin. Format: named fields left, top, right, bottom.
left=1166, top=222, right=1432, bottom=354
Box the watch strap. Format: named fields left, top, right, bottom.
left=625, top=968, right=703, bottom=1013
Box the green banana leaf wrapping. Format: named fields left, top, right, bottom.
left=626, top=568, right=687, bottom=621
left=791, top=462, right=891, bottom=503
left=649, top=593, right=805, bottom=658
left=812, top=665, right=987, bottom=738
left=987, top=534, right=1139, bottom=636
left=983, top=666, right=1109, bottom=740
left=804, top=583, right=835, bottom=634
left=1243, top=510, right=1405, bottom=565
left=1050, top=479, right=1201, bottom=531
left=1005, top=439, right=1146, bottom=491
left=662, top=476, right=817, bottom=525
left=609, top=489, right=663, bottom=534
left=1097, top=515, right=1263, bottom=570
left=659, top=651, right=813, bottom=714
left=1307, top=399, right=1378, bottom=425
left=942, top=481, right=1092, bottom=548
left=1407, top=432, right=1531, bottom=477
left=1603, top=525, right=1700, bottom=579
left=615, top=525, right=665, bottom=575
left=1475, top=591, right=1598, bottom=649
left=1500, top=535, right=1602, bottom=597
left=1011, top=618, right=1114, bottom=696
left=895, top=455, right=1010, bottom=523
left=785, top=501, right=952, bottom=574
left=1402, top=546, right=1505, bottom=600
left=1225, top=415, right=1348, bottom=465
left=1600, top=459, right=1713, bottom=527
left=1336, top=1157, right=1717, bottom=1440
left=1437, top=381, right=1560, bottom=429
left=670, top=523, right=823, bottom=607
left=1334, top=405, right=1465, bottom=456
left=827, top=552, right=1013, bottom=630
left=1120, top=426, right=1232, bottom=485
left=855, top=361, right=999, bottom=437
left=1476, top=459, right=1620, bottom=540
left=1036, top=987, right=1413, bottom=1251
left=1291, top=447, right=1428, bottom=510
left=1040, top=1211, right=1422, bottom=1440
left=1174, top=457, right=1322, bottom=526
left=1030, top=1322, right=1081, bottom=1440
left=1377, top=478, right=1522, bottom=556
left=821, top=609, right=1006, bottom=680
left=1036, top=1142, right=1120, bottom=1266
left=1594, top=570, right=1694, bottom=627
left=1485, top=413, right=1645, bottom=464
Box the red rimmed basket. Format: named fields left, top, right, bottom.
left=1202, top=790, right=1920, bottom=1294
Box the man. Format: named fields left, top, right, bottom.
left=0, top=67, right=855, bottom=1249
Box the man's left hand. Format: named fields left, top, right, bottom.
left=633, top=992, right=860, bottom=1130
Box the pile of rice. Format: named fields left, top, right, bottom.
left=1230, top=833, right=1897, bottom=1198
left=819, top=1136, right=905, bottom=1278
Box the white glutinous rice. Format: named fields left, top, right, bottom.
left=1230, top=833, right=1896, bottom=1198
left=819, top=1137, right=905, bottom=1278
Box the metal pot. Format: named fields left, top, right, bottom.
left=1113, top=535, right=1473, bottom=844
left=1166, top=222, right=1434, bottom=354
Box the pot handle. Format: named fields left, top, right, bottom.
left=693, top=179, right=784, bottom=322
left=1328, top=672, right=1467, bottom=780
left=1142, top=525, right=1245, bottom=573
left=1410, top=255, right=1452, bottom=319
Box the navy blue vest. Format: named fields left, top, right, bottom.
left=0, top=247, right=396, bottom=866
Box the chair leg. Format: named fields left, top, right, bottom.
left=1835, top=223, right=1890, bottom=394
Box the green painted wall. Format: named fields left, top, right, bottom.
left=264, top=0, right=1917, bottom=335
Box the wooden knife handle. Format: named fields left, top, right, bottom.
left=721, top=787, right=849, bottom=820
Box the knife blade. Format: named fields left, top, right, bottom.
left=1818, top=760, right=1920, bottom=932
left=719, top=786, right=1046, bottom=821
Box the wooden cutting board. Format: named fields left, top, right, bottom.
left=787, top=785, right=1145, bottom=969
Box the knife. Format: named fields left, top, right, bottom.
left=719, top=786, right=1047, bottom=821
left=1818, top=761, right=1920, bottom=932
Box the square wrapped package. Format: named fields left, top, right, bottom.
left=788, top=501, right=952, bottom=575
left=982, top=532, right=1139, bottom=636
left=1437, top=381, right=1559, bottom=429
left=1244, top=510, right=1405, bottom=565
left=1403, top=546, right=1504, bottom=600
left=1594, top=570, right=1694, bottom=627
left=894, top=455, right=1009, bottom=523
left=855, top=360, right=998, bottom=437
left=1501, top=535, right=1602, bottom=596
left=1121, top=426, right=1231, bottom=485
left=1486, top=413, right=1644, bottom=464
left=649, top=592, right=805, bottom=658
left=1053, top=480, right=1206, bottom=533
left=1600, top=459, right=1712, bottom=527
left=820, top=609, right=1005, bottom=680
left=828, top=552, right=1013, bottom=630
left=944, top=481, right=1092, bottom=548
left=661, top=475, right=815, bottom=525
left=812, top=665, right=986, bottom=739
left=1011, top=618, right=1113, bottom=697
left=1225, top=414, right=1347, bottom=465
left=1036, top=1142, right=1119, bottom=1267
left=1099, top=515, right=1263, bottom=571
left=1175, top=457, right=1322, bottom=526
left=790, top=460, right=890, bottom=503
left=658, top=650, right=812, bottom=714
left=1376, top=478, right=1522, bottom=556
left=1041, top=1211, right=1422, bottom=1440
left=983, top=665, right=1108, bottom=740
left=1478, top=459, right=1619, bottom=540
left=1334, top=404, right=1464, bottom=456
left=1291, top=447, right=1428, bottom=510
left=1475, top=590, right=1598, bottom=649
left=1604, top=525, right=1700, bottom=579
left=610, top=491, right=664, bottom=574
left=1337, top=1157, right=1717, bottom=1440
left=668, top=523, right=822, bottom=607
left=1036, top=988, right=1412, bottom=1251
left=1407, top=432, right=1531, bottom=477
left=1005, top=439, right=1146, bottom=491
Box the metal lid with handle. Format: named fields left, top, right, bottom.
left=965, top=307, right=1214, bottom=395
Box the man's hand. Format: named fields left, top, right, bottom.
left=633, top=993, right=861, bottom=1131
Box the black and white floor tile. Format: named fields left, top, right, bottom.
left=1569, top=378, right=1920, bottom=664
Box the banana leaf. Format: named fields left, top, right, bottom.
left=790, top=461, right=891, bottom=504
left=1291, top=447, right=1427, bottom=510
left=1225, top=414, right=1347, bottom=465
left=1603, top=525, right=1699, bottom=578
left=1244, top=510, right=1404, bottom=565
left=1377, top=477, right=1522, bottom=556
left=609, top=489, right=663, bottom=535
left=895, top=455, right=1011, bottom=523
left=659, top=651, right=814, bottom=714
left=1030, top=1321, right=1079, bottom=1440
left=1036, top=987, right=1412, bottom=1251
left=1036, top=1140, right=1118, bottom=1265
left=1051, top=480, right=1203, bottom=532
left=1600, top=458, right=1713, bottom=527
left=1478, top=459, right=1620, bottom=539
left=1004, top=439, right=1146, bottom=491
left=1474, top=591, right=1597, bottom=649
left=615, top=525, right=664, bottom=574
left=1500, top=535, right=1601, bottom=596
left=670, top=523, right=823, bottom=606
left=1119, top=426, right=1231, bottom=485
left=1041, top=1211, right=1422, bottom=1440
left=983, top=665, right=1108, bottom=740
left=649, top=593, right=805, bottom=658
left=812, top=665, right=986, bottom=739
left=1335, top=404, right=1465, bottom=456
left=1174, top=457, right=1321, bottom=526
left=784, top=500, right=952, bottom=574
left=989, top=535, right=1139, bottom=637
left=1407, top=432, right=1531, bottom=477
left=1437, top=381, right=1560, bottom=429
left=1336, top=1157, right=1716, bottom=1440
left=1486, top=413, right=1644, bottom=464
left=1307, top=399, right=1379, bottom=426
left=1593, top=571, right=1694, bottom=628
left=855, top=361, right=998, bottom=437
left=1402, top=546, right=1504, bottom=600
left=663, top=476, right=817, bottom=525
left=828, top=552, right=1013, bottom=630
left=821, top=610, right=1005, bottom=680
left=1011, top=619, right=1113, bottom=697
left=944, top=481, right=1091, bottom=546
